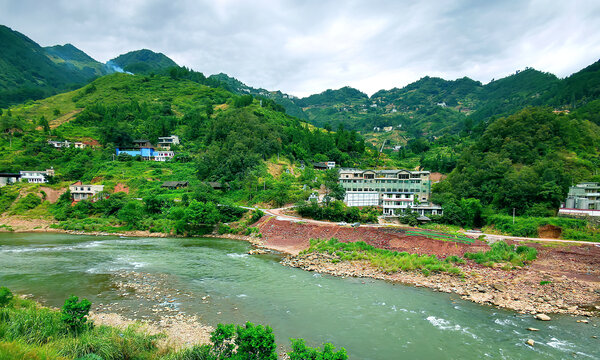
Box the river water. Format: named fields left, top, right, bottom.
left=0, top=233, right=598, bottom=359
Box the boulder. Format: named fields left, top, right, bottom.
left=526, top=339, right=535, bottom=347
left=527, top=328, right=539, bottom=331
left=535, top=313, right=551, bottom=321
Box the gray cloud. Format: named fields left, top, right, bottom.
left=1, top=0, right=599, bottom=96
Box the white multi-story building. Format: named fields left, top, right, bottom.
left=69, top=182, right=105, bottom=202
left=19, top=169, right=55, bottom=184
left=158, top=135, right=180, bottom=149
left=559, top=182, right=600, bottom=217
left=339, top=168, right=443, bottom=216
left=153, top=151, right=174, bottom=162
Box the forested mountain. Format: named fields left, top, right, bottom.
left=109, top=49, right=178, bottom=74
left=207, top=73, right=307, bottom=119
left=44, top=43, right=111, bottom=78
left=0, top=25, right=102, bottom=107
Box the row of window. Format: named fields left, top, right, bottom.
left=340, top=179, right=422, bottom=184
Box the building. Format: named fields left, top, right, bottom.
left=0, top=173, right=21, bottom=187
left=339, top=168, right=442, bottom=216
left=313, top=161, right=336, bottom=170
left=153, top=150, right=174, bottom=162
left=19, top=169, right=55, bottom=184
left=48, top=140, right=71, bottom=148
left=132, top=139, right=152, bottom=148
left=158, top=135, right=180, bottom=149
left=73, top=142, right=87, bottom=149
left=161, top=181, right=188, bottom=189
left=383, top=126, right=393, bottom=132
left=559, top=182, right=600, bottom=217
left=69, top=182, right=105, bottom=202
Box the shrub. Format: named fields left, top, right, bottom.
left=235, top=322, right=277, bottom=360
left=10, top=193, right=42, bottom=214
left=288, top=338, right=348, bottom=360
left=61, top=296, right=92, bottom=332
left=0, top=287, right=13, bottom=307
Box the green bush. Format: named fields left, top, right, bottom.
left=10, top=193, right=42, bottom=214
left=61, top=296, right=92, bottom=332
left=0, top=287, right=13, bottom=307
left=289, top=338, right=348, bottom=360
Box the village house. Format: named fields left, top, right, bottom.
left=157, top=135, right=180, bottom=149
left=153, top=150, right=175, bottom=162
left=132, top=139, right=153, bottom=148
left=69, top=182, right=105, bottom=202
left=559, top=182, right=600, bottom=217
left=161, top=181, right=189, bottom=189
left=48, top=140, right=71, bottom=148
left=73, top=142, right=87, bottom=149
left=0, top=173, right=21, bottom=187
left=313, top=161, right=336, bottom=170
left=383, top=126, right=393, bottom=132
left=338, top=168, right=443, bottom=216
left=19, top=169, right=55, bottom=184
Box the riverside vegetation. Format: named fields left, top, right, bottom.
left=0, top=287, right=347, bottom=360
left=302, top=238, right=538, bottom=276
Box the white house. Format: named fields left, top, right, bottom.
left=19, top=169, right=55, bottom=184
left=158, top=135, right=180, bottom=149
left=48, top=140, right=71, bottom=148
left=153, top=151, right=174, bottom=162
left=69, top=182, right=105, bottom=202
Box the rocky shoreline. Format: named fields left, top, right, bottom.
left=281, top=252, right=600, bottom=318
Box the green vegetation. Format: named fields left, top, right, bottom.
left=405, top=230, right=475, bottom=244
left=464, top=241, right=537, bottom=268
left=0, top=290, right=346, bottom=360
left=296, top=201, right=379, bottom=224
left=306, top=238, right=538, bottom=273
left=304, top=238, right=463, bottom=276
left=109, top=49, right=177, bottom=74
left=484, top=215, right=600, bottom=242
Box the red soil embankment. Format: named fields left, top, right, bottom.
left=255, top=217, right=488, bottom=256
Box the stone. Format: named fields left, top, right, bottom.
left=577, top=319, right=589, bottom=323
left=526, top=339, right=535, bottom=347
left=527, top=328, right=539, bottom=331
left=567, top=305, right=578, bottom=312
left=493, top=283, right=506, bottom=292
left=535, top=313, right=551, bottom=321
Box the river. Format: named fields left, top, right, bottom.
left=0, top=233, right=598, bottom=359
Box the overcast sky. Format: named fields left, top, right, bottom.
left=1, top=0, right=599, bottom=97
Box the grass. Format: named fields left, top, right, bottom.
left=464, top=241, right=537, bottom=268
left=406, top=230, right=475, bottom=244
left=304, top=238, right=463, bottom=276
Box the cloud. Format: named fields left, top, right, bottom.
left=1, top=0, right=599, bottom=96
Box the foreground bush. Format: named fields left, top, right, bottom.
left=289, top=338, right=348, bottom=360
left=61, top=296, right=92, bottom=332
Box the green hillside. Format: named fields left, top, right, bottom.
left=44, top=43, right=111, bottom=78
left=109, top=49, right=178, bottom=74
left=208, top=73, right=307, bottom=119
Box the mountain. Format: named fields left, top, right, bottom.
left=109, top=49, right=178, bottom=74
left=0, top=25, right=99, bottom=107
left=207, top=73, right=307, bottom=119
left=44, top=43, right=111, bottom=78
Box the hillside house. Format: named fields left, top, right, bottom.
left=161, top=181, right=188, bottom=189
left=153, top=150, right=174, bottom=162
left=133, top=139, right=152, bottom=148
left=19, top=169, right=55, bottom=184
left=383, top=126, right=393, bottom=132
left=48, top=140, right=71, bottom=148
left=73, top=142, right=87, bottom=149
left=0, top=173, right=21, bottom=187
left=313, top=161, right=336, bottom=170
left=69, top=182, right=105, bottom=202
left=559, top=182, right=600, bottom=217
left=158, top=135, right=180, bottom=149
left=338, top=168, right=443, bottom=216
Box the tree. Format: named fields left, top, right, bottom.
left=289, top=339, right=348, bottom=360
left=61, top=295, right=92, bottom=332
left=118, top=201, right=144, bottom=228
left=235, top=322, right=277, bottom=360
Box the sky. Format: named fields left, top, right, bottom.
left=1, top=0, right=600, bottom=97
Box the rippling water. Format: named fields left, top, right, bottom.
left=0, top=233, right=598, bottom=359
